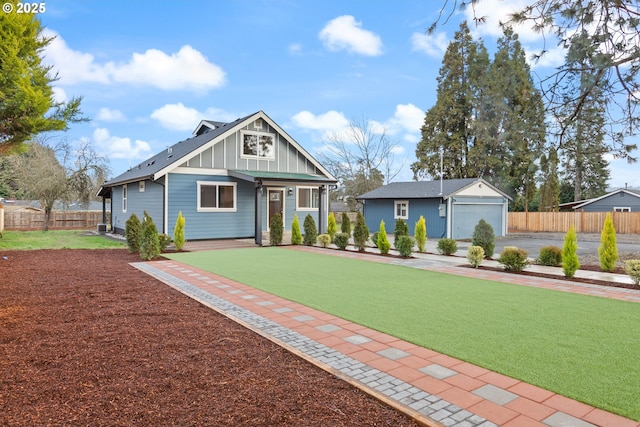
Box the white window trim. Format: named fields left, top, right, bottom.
left=394, top=200, right=409, bottom=220
left=197, top=181, right=237, bottom=212
left=122, top=184, right=127, bottom=213
left=613, top=207, right=631, bottom=212
left=240, top=130, right=276, bottom=160
left=296, top=186, right=319, bottom=211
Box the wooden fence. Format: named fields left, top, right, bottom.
left=508, top=211, right=640, bottom=234
left=2, top=209, right=107, bottom=231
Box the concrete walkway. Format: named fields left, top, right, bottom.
left=134, top=246, right=640, bottom=427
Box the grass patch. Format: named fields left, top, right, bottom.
left=166, top=247, right=640, bottom=421
left=0, top=230, right=126, bottom=250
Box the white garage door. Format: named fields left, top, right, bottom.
left=452, top=203, right=503, bottom=239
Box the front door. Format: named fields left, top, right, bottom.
left=267, top=188, right=284, bottom=230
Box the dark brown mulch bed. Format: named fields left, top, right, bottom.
left=0, top=249, right=418, bottom=427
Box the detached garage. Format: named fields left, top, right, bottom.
left=358, top=178, right=511, bottom=239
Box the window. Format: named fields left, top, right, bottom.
left=614, top=207, right=631, bottom=212
left=197, top=181, right=236, bottom=212
left=122, top=184, right=127, bottom=212
left=241, top=130, right=275, bottom=159
left=297, top=187, right=319, bottom=209
left=139, top=181, right=145, bottom=192
left=394, top=200, right=408, bottom=219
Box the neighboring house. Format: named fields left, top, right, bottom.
left=571, top=188, right=640, bottom=212
left=357, top=178, right=511, bottom=239
left=97, top=111, right=337, bottom=244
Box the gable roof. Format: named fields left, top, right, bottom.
left=573, top=188, right=640, bottom=209
left=98, top=110, right=336, bottom=194
left=357, top=178, right=511, bottom=200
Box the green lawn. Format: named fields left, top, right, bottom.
left=0, top=230, right=126, bottom=250
left=166, top=247, right=640, bottom=421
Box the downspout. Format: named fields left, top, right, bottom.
left=318, top=185, right=325, bottom=235
left=255, top=180, right=263, bottom=245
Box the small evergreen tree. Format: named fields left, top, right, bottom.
left=140, top=211, right=160, bottom=261
left=173, top=211, right=186, bottom=251
left=269, top=213, right=283, bottom=246
left=472, top=219, right=495, bottom=258
left=396, top=236, right=415, bottom=257
left=334, top=233, right=350, bottom=250
left=327, top=212, right=337, bottom=241
left=303, top=214, right=317, bottom=246
left=394, top=218, right=408, bottom=248
left=414, top=215, right=427, bottom=252
left=377, top=220, right=391, bottom=255
left=125, top=213, right=142, bottom=254
left=562, top=225, right=580, bottom=278
left=341, top=212, right=351, bottom=235
left=598, top=212, right=618, bottom=272
left=352, top=212, right=370, bottom=251
left=291, top=214, right=302, bottom=245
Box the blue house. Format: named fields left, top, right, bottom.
left=97, top=111, right=337, bottom=245
left=358, top=178, right=511, bottom=239
left=572, top=188, right=640, bottom=212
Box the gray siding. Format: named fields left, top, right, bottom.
left=363, top=198, right=447, bottom=239
left=111, top=180, right=164, bottom=233
left=581, top=192, right=640, bottom=212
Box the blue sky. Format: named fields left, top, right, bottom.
left=38, top=0, right=638, bottom=189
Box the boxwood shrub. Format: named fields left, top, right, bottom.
left=537, top=245, right=562, bottom=266
left=437, top=238, right=458, bottom=255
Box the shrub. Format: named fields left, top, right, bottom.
left=125, top=213, right=142, bottom=254
left=352, top=212, right=369, bottom=251
left=396, top=236, right=415, bottom=257
left=370, top=231, right=379, bottom=248
left=598, top=212, right=618, bottom=272
left=624, top=260, right=640, bottom=286
left=269, top=213, right=283, bottom=246
left=341, top=212, right=351, bottom=235
left=414, top=215, right=427, bottom=252
left=173, top=211, right=186, bottom=251
left=377, top=220, right=391, bottom=255
left=472, top=219, right=495, bottom=258
left=291, top=214, right=302, bottom=245
left=158, top=233, right=172, bottom=252
left=467, top=245, right=485, bottom=268
left=334, top=233, right=350, bottom=250
left=327, top=212, right=337, bottom=241
left=317, top=234, right=331, bottom=248
left=497, top=246, right=530, bottom=272
left=303, top=214, right=317, bottom=246
left=394, top=218, right=409, bottom=248
left=139, top=212, right=160, bottom=261
left=437, top=238, right=458, bottom=255
left=537, top=245, right=562, bottom=266
left=562, top=225, right=580, bottom=278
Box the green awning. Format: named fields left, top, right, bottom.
left=229, top=170, right=337, bottom=184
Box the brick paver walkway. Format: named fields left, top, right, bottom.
left=133, top=248, right=640, bottom=427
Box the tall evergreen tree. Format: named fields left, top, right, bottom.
left=539, top=148, right=560, bottom=211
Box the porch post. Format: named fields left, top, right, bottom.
left=318, top=185, right=325, bottom=235
left=255, top=181, right=263, bottom=245
left=102, top=196, right=107, bottom=224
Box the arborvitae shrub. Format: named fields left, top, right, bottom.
left=537, top=245, right=562, bottom=266
left=394, top=218, right=409, bottom=248
left=377, top=220, right=390, bottom=255
left=341, top=212, right=351, bottom=235
left=414, top=215, right=427, bottom=252
left=291, top=214, right=302, bottom=245
left=173, top=211, right=186, bottom=251
left=317, top=234, right=331, bottom=248
left=139, top=212, right=160, bottom=261
left=497, top=246, right=530, bottom=272
left=396, top=236, right=415, bottom=257
left=352, top=212, right=369, bottom=251
left=269, top=213, right=283, bottom=246
left=327, top=212, right=337, bottom=241
left=562, top=225, right=580, bottom=278
left=598, top=212, right=618, bottom=272
left=624, top=260, right=640, bottom=286
left=371, top=231, right=379, bottom=247
left=303, top=214, right=317, bottom=246
left=467, top=245, right=485, bottom=268
left=437, top=238, right=458, bottom=255
left=334, top=233, right=350, bottom=250
left=158, top=233, right=172, bottom=252
left=125, top=213, right=142, bottom=254
left=472, top=219, right=495, bottom=258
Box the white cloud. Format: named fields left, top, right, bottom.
left=319, top=15, right=383, bottom=56
left=525, top=44, right=566, bottom=69
left=150, top=103, right=238, bottom=131
left=43, top=30, right=226, bottom=92
left=52, top=87, right=67, bottom=103
left=411, top=31, right=449, bottom=58
left=387, top=104, right=424, bottom=134
left=96, top=108, right=126, bottom=122
left=288, top=43, right=302, bottom=55
left=290, top=110, right=349, bottom=132
left=464, top=0, right=540, bottom=42
left=92, top=128, right=152, bottom=160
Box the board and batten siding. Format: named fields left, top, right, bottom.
left=167, top=173, right=254, bottom=240
left=111, top=179, right=164, bottom=233
left=363, top=198, right=447, bottom=239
